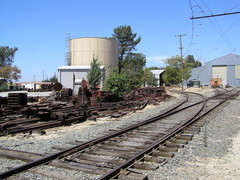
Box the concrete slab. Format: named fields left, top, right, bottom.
left=0, top=91, right=52, bottom=97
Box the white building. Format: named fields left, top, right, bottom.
left=58, top=37, right=118, bottom=91
left=57, top=65, right=105, bottom=94
left=20, top=81, right=52, bottom=90
left=151, top=69, right=165, bottom=86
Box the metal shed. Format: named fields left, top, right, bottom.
left=188, top=54, right=240, bottom=87
left=151, top=70, right=165, bottom=86
left=57, top=65, right=105, bottom=90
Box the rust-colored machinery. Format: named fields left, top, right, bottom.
left=210, top=78, right=222, bottom=88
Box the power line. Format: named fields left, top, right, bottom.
left=190, top=11, right=240, bottom=19
left=185, top=0, right=195, bottom=56
left=226, top=3, right=240, bottom=13
left=189, top=0, right=236, bottom=51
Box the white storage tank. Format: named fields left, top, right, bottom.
left=70, top=37, right=118, bottom=76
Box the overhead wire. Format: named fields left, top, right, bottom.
left=183, top=0, right=195, bottom=57
left=191, top=0, right=236, bottom=52
left=226, top=3, right=240, bottom=12
left=200, top=0, right=236, bottom=51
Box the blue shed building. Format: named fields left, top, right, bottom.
left=188, top=54, right=240, bottom=87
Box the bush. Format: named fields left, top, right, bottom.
left=103, top=68, right=130, bottom=97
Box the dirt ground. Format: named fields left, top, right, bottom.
left=186, top=87, right=240, bottom=179
left=200, top=131, right=240, bottom=180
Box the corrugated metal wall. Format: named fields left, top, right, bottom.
left=189, top=54, right=240, bottom=87
left=58, top=69, right=88, bottom=89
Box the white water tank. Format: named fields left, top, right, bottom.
left=70, top=37, right=118, bottom=76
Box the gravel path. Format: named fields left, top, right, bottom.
left=145, top=88, right=240, bottom=180
left=1, top=88, right=239, bottom=179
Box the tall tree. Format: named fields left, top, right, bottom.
left=122, top=53, right=146, bottom=90
left=142, top=68, right=158, bottom=87
left=87, top=56, right=102, bottom=89
left=49, top=73, right=58, bottom=83
left=162, top=66, right=182, bottom=85
left=162, top=55, right=192, bottom=86
left=112, top=25, right=141, bottom=73
left=184, top=55, right=202, bottom=68
left=0, top=46, right=20, bottom=85
left=0, top=65, right=21, bottom=82
left=122, top=53, right=146, bottom=72
left=0, top=46, right=18, bottom=67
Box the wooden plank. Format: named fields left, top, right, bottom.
left=0, top=148, right=107, bottom=175
left=98, top=145, right=140, bottom=152
left=133, top=162, right=159, bottom=170
left=64, top=157, right=115, bottom=169
left=86, top=149, right=131, bottom=159
left=68, top=154, right=124, bottom=165
left=0, top=148, right=44, bottom=161
left=118, top=172, right=148, bottom=180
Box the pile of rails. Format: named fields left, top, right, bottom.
left=7, top=93, right=27, bottom=106
left=0, top=102, right=87, bottom=135
left=0, top=87, right=170, bottom=135
left=124, top=87, right=170, bottom=105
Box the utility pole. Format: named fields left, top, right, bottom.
left=175, top=34, right=186, bottom=91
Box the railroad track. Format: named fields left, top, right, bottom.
left=0, top=88, right=239, bottom=180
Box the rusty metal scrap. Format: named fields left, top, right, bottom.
left=8, top=93, right=28, bottom=106
left=0, top=87, right=170, bottom=135
left=124, top=87, right=170, bottom=105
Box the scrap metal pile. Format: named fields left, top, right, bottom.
left=0, top=86, right=170, bottom=136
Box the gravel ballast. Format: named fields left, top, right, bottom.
left=0, top=88, right=239, bottom=179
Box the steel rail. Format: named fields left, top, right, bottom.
left=0, top=89, right=231, bottom=179
left=0, top=94, right=189, bottom=179
left=98, top=89, right=240, bottom=180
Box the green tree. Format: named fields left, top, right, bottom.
left=42, top=73, right=58, bottom=83
left=0, top=81, right=8, bottom=91
left=122, top=53, right=146, bottom=72
left=0, top=65, right=21, bottom=82
left=163, top=55, right=192, bottom=86
left=164, top=55, right=182, bottom=68
left=147, top=67, right=165, bottom=70
left=0, top=46, right=18, bottom=67
left=0, top=46, right=21, bottom=85
left=162, top=66, right=182, bottom=85
left=49, top=73, right=58, bottom=83
left=122, top=53, right=146, bottom=90
left=142, top=68, right=158, bottom=87
left=87, top=56, right=102, bottom=89
left=184, top=55, right=202, bottom=68
left=112, top=25, right=141, bottom=73
left=103, top=68, right=129, bottom=96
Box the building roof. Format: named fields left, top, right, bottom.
left=58, top=65, right=105, bottom=70
left=205, top=53, right=240, bottom=66
left=19, top=81, right=52, bottom=85
left=70, top=37, right=116, bottom=41
left=151, top=69, right=164, bottom=75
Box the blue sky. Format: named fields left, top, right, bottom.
left=1, top=0, right=239, bottom=82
